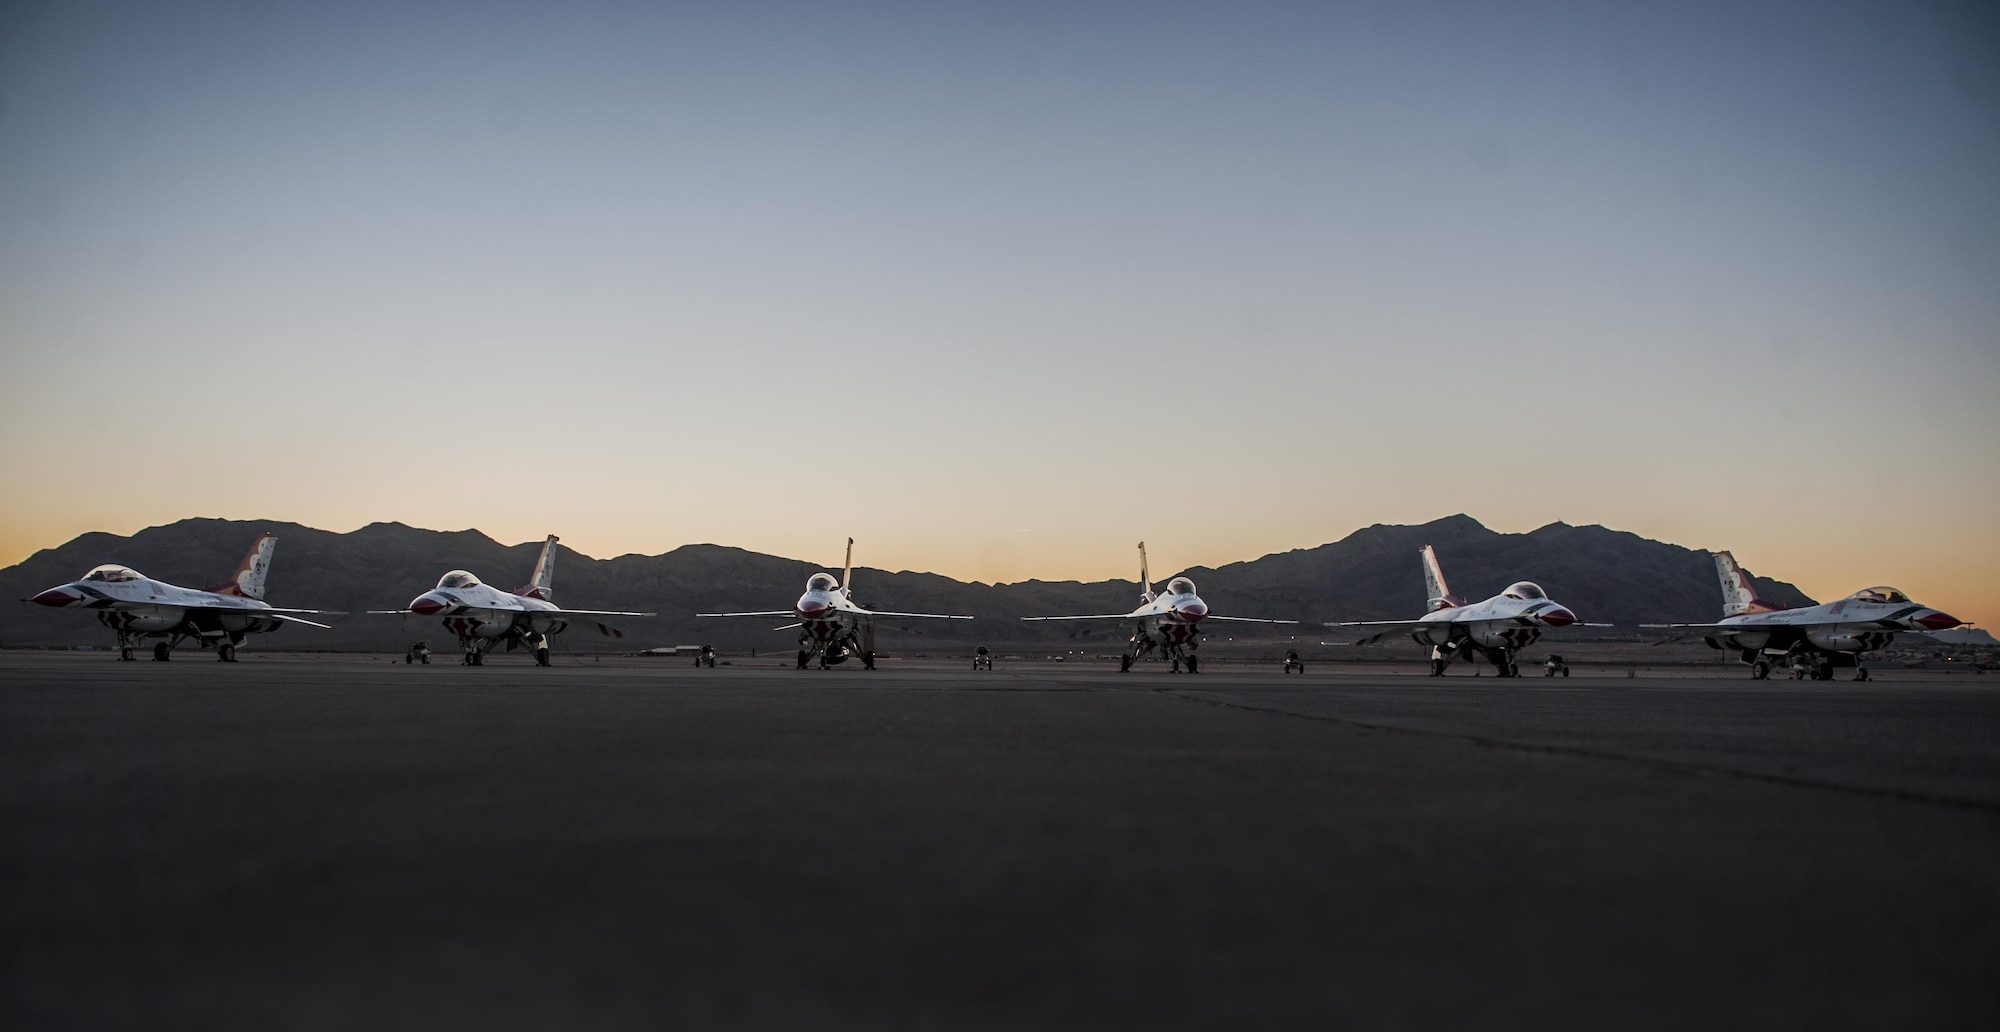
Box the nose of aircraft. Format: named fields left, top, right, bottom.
left=408, top=594, right=449, bottom=616
left=1176, top=600, right=1208, bottom=621
left=1913, top=609, right=1963, bottom=631
left=1539, top=606, right=1577, bottom=627
left=30, top=586, right=82, bottom=608
left=798, top=597, right=831, bottom=619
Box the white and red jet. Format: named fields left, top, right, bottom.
left=373, top=535, right=651, bottom=666
left=1022, top=542, right=1296, bottom=673
left=27, top=532, right=334, bottom=662
left=1647, top=551, right=1962, bottom=680
left=1327, top=545, right=1601, bottom=677
left=698, top=538, right=971, bottom=669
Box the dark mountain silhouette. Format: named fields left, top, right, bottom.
left=0, top=515, right=1815, bottom=652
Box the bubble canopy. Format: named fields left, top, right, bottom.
left=1165, top=577, right=1197, bottom=596
left=436, top=571, right=482, bottom=590
left=1848, top=586, right=1910, bottom=604
left=1503, top=581, right=1547, bottom=600
left=83, top=564, right=141, bottom=583
left=807, top=573, right=840, bottom=592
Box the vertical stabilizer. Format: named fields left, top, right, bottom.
left=218, top=533, right=278, bottom=600
left=520, top=535, right=559, bottom=600
left=840, top=538, right=855, bottom=598
left=1137, top=542, right=1154, bottom=603
left=1420, top=545, right=1461, bottom=612
left=1714, top=551, right=1785, bottom=616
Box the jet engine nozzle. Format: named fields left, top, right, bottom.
left=408, top=594, right=450, bottom=616
left=30, top=586, right=82, bottom=608
left=1913, top=610, right=1963, bottom=631
left=1538, top=606, right=1577, bottom=627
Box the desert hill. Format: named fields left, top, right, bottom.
left=0, top=516, right=1814, bottom=652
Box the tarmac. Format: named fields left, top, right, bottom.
left=3, top=651, right=1997, bottom=1029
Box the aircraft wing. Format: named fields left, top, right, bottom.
left=1020, top=614, right=1141, bottom=622
left=865, top=611, right=974, bottom=620
left=180, top=604, right=343, bottom=617
left=542, top=608, right=656, bottom=618
left=1324, top=619, right=1440, bottom=646
left=698, top=610, right=796, bottom=618
left=1205, top=615, right=1300, bottom=625
left=264, top=613, right=335, bottom=630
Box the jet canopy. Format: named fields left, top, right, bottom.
left=1165, top=577, right=1197, bottom=596
left=436, top=570, right=483, bottom=590
left=806, top=573, right=840, bottom=593
left=82, top=564, right=141, bottom=583
left=1848, top=586, right=1911, bottom=604
left=1502, top=581, right=1548, bottom=600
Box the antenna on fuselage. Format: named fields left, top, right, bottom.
left=1138, top=541, right=1154, bottom=603
left=840, top=537, right=855, bottom=598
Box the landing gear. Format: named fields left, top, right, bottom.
left=217, top=643, right=236, bottom=663
left=1185, top=654, right=1199, bottom=674
left=120, top=647, right=135, bottom=662
left=973, top=647, right=993, bottom=671
left=534, top=647, right=551, bottom=667
left=797, top=650, right=810, bottom=670
left=1283, top=650, right=1303, bottom=674
left=1751, top=660, right=1770, bottom=680
left=1119, top=654, right=1134, bottom=673
left=153, top=642, right=172, bottom=662
left=1489, top=649, right=1519, bottom=677
left=1854, top=665, right=1870, bottom=682
left=461, top=644, right=484, bottom=666
left=862, top=651, right=876, bottom=671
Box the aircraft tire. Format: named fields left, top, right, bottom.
left=1506, top=662, right=1519, bottom=678
left=218, top=643, right=235, bottom=663
left=1186, top=654, right=1199, bottom=674
left=863, top=651, right=876, bottom=671
left=153, top=643, right=171, bottom=662
left=1752, top=661, right=1769, bottom=679
left=1119, top=654, right=1133, bottom=673
left=535, top=647, right=551, bottom=667
left=119, top=647, right=134, bottom=662
left=797, top=650, right=809, bottom=670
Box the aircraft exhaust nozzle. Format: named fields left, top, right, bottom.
left=1539, top=607, right=1577, bottom=627
left=1914, top=610, right=1962, bottom=631
left=408, top=595, right=449, bottom=616
left=30, top=586, right=82, bottom=608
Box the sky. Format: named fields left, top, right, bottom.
left=1, top=0, right=1996, bottom=624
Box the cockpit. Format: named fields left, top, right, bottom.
left=82, top=564, right=141, bottom=583
left=1165, top=577, right=1197, bottom=596
left=1502, top=581, right=1548, bottom=600
left=807, top=573, right=840, bottom=593
left=1848, top=586, right=1911, bottom=604
left=436, top=570, right=482, bottom=590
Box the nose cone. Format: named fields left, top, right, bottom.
left=408, top=594, right=448, bottom=616
left=798, top=597, right=831, bottom=619
left=1176, top=601, right=1208, bottom=622
left=1914, top=610, right=1963, bottom=631
left=1539, top=606, right=1577, bottom=627
left=30, top=586, right=82, bottom=608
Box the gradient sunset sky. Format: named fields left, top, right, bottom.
left=2, top=1, right=1996, bottom=624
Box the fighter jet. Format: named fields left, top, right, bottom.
left=1646, top=551, right=1962, bottom=680
left=1021, top=542, right=1296, bottom=673
left=372, top=535, right=651, bottom=666
left=26, top=532, right=334, bottom=662
left=698, top=538, right=971, bottom=669
left=1326, top=545, right=1603, bottom=677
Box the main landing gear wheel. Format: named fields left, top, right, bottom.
left=1119, top=654, right=1133, bottom=673
left=863, top=651, right=876, bottom=671
left=119, top=647, right=134, bottom=662
left=218, top=643, right=235, bottom=663
left=534, top=647, right=551, bottom=667
left=153, top=643, right=171, bottom=662
left=797, top=650, right=809, bottom=670
left=1751, top=660, right=1770, bottom=679
left=1185, top=654, right=1199, bottom=674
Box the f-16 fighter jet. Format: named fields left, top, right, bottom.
left=374, top=535, right=650, bottom=666
left=1021, top=542, right=1296, bottom=673
left=698, top=538, right=971, bottom=670
left=27, top=532, right=334, bottom=662
left=1647, top=551, right=1962, bottom=680
left=1327, top=545, right=1603, bottom=677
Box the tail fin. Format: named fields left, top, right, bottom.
left=840, top=538, right=855, bottom=598
left=1420, top=545, right=1462, bottom=612
left=1137, top=542, right=1155, bottom=603
left=519, top=535, right=558, bottom=601
left=214, top=533, right=278, bottom=600
left=1714, top=551, right=1785, bottom=617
